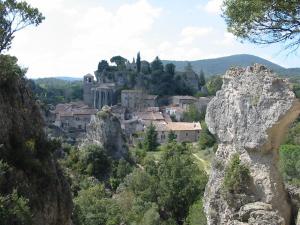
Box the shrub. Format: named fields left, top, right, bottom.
left=0, top=190, right=32, bottom=225
left=223, top=154, right=251, bottom=194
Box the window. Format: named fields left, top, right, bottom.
left=186, top=133, right=188, bottom=136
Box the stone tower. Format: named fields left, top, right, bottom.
left=83, top=74, right=94, bottom=107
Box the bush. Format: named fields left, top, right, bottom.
left=223, top=154, right=251, bottom=194
left=185, top=199, right=207, bottom=225
left=0, top=190, right=32, bottom=225
left=279, top=145, right=300, bottom=186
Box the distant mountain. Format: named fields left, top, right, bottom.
left=33, top=76, right=81, bottom=81
left=163, top=54, right=300, bottom=77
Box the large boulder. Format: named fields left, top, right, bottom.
left=82, top=106, right=128, bottom=159
left=204, top=64, right=299, bottom=225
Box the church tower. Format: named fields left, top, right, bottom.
left=83, top=74, right=94, bottom=107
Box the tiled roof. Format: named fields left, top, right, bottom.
left=167, top=122, right=201, bottom=131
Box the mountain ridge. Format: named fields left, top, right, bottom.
left=163, top=54, right=300, bottom=76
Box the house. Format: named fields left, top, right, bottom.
left=155, top=122, right=201, bottom=144
left=196, top=97, right=213, bottom=113
left=165, top=106, right=185, bottom=121
left=170, top=96, right=197, bottom=110
left=52, top=102, right=97, bottom=133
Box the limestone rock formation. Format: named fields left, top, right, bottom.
left=0, top=72, right=72, bottom=224
left=204, top=64, right=298, bottom=225
left=82, top=106, right=128, bottom=159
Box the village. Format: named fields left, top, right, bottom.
left=49, top=57, right=212, bottom=145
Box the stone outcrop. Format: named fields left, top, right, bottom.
left=204, top=64, right=299, bottom=225
left=82, top=106, right=128, bottom=159
left=0, top=67, right=72, bottom=225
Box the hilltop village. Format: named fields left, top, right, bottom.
left=49, top=54, right=212, bottom=145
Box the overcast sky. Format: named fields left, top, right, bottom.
left=8, top=0, right=300, bottom=78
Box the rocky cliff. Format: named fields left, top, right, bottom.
left=82, top=106, right=128, bottom=159
left=204, top=64, right=300, bottom=225
left=0, top=55, right=72, bottom=225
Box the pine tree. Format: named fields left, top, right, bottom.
left=144, top=123, right=159, bottom=151
left=199, top=70, right=206, bottom=87
left=136, top=52, right=141, bottom=73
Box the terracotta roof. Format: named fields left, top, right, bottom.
left=54, top=102, right=97, bottom=117
left=166, top=122, right=201, bottom=131
left=137, top=111, right=164, bottom=121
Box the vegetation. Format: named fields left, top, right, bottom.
left=223, top=154, right=251, bottom=194
left=0, top=190, right=32, bottom=225
left=182, top=105, right=205, bottom=122
left=29, top=78, right=83, bottom=105
left=144, top=123, right=159, bottom=152
left=184, top=199, right=207, bottom=225
left=0, top=0, right=44, bottom=53
left=198, top=122, right=216, bottom=150
left=222, top=0, right=300, bottom=50
left=0, top=54, right=26, bottom=83
left=279, top=118, right=300, bottom=186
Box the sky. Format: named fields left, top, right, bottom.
left=8, top=0, right=300, bottom=78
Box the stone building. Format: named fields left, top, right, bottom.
left=155, top=122, right=201, bottom=144
left=170, top=95, right=197, bottom=109
left=121, top=89, right=158, bottom=112
left=52, top=102, right=97, bottom=133
left=83, top=74, right=117, bottom=109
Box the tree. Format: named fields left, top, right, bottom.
left=168, top=130, right=177, bottom=143
left=185, top=199, right=207, bottom=225
left=165, top=63, right=176, bottom=76
left=136, top=52, right=141, bottom=73
left=0, top=0, right=44, bottom=53
left=150, top=56, right=163, bottom=72
left=158, top=143, right=208, bottom=223
left=110, top=56, right=127, bottom=69
left=185, top=62, right=193, bottom=72
left=143, top=123, right=159, bottom=152
left=222, top=0, right=300, bottom=50
left=199, top=70, right=206, bottom=87
left=97, top=60, right=109, bottom=73
left=198, top=122, right=216, bottom=150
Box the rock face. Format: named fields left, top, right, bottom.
left=0, top=72, right=72, bottom=224
left=82, top=106, right=128, bottom=159
left=204, top=64, right=297, bottom=225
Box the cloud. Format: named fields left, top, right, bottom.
left=179, top=26, right=213, bottom=45
left=199, top=0, right=223, bottom=14
left=9, top=0, right=161, bottom=77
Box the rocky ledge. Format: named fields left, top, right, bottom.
left=204, top=64, right=300, bottom=225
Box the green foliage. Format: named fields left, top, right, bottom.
left=222, top=0, right=300, bottom=50
left=79, top=144, right=112, bottom=180
left=168, top=130, right=177, bottom=143
left=185, top=199, right=207, bottom=225
left=110, top=56, right=127, bottom=69
left=199, top=122, right=216, bottom=150
left=165, top=63, right=176, bottom=76
left=199, top=70, right=206, bottom=87
left=157, top=143, right=208, bottom=223
left=151, top=56, right=164, bottom=73
left=144, top=123, right=159, bottom=152
left=31, top=78, right=83, bottom=105
left=279, top=145, right=300, bottom=186
left=136, top=52, right=141, bottom=73
left=74, top=184, right=122, bottom=225
left=205, top=76, right=223, bottom=96
left=0, top=190, right=32, bottom=225
left=97, top=60, right=109, bottom=72
left=0, top=54, right=26, bottom=83
left=0, top=0, right=44, bottom=53
left=223, top=154, right=251, bottom=194
left=182, top=104, right=205, bottom=122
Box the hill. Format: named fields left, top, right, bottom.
left=163, top=54, right=300, bottom=77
